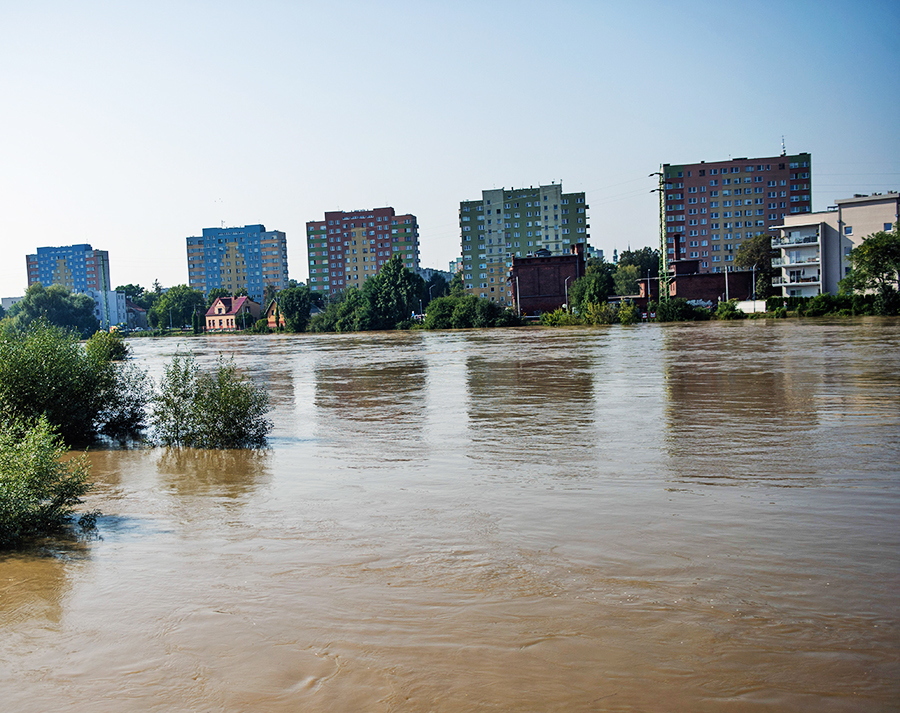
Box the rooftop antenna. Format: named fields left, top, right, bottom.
left=781, top=136, right=786, bottom=156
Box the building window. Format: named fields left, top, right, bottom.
left=844, top=226, right=853, bottom=235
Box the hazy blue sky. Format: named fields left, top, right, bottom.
left=2, top=0, right=898, bottom=297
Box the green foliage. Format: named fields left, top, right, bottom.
left=734, top=232, right=778, bottom=299
left=6, top=283, right=99, bottom=337
left=569, top=269, right=614, bottom=313
left=613, top=264, right=641, bottom=296
left=309, top=259, right=427, bottom=332
left=362, top=256, right=426, bottom=329
left=714, top=300, right=747, bottom=320
left=425, top=274, right=450, bottom=305
left=0, top=320, right=147, bottom=444
left=583, top=302, right=619, bottom=325
left=449, top=271, right=465, bottom=297
left=652, top=298, right=711, bottom=322
left=149, top=285, right=206, bottom=330
left=421, top=294, right=520, bottom=329
left=539, top=308, right=583, bottom=326
left=840, top=224, right=900, bottom=313
left=116, top=284, right=158, bottom=311
left=423, top=296, right=457, bottom=329
left=618, top=301, right=640, bottom=324
left=278, top=284, right=313, bottom=332
left=85, top=330, right=129, bottom=362
left=617, top=247, right=660, bottom=278
left=151, top=354, right=272, bottom=449
left=250, top=318, right=271, bottom=334
left=206, top=288, right=231, bottom=307
left=0, top=416, right=93, bottom=548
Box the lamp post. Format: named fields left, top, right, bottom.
left=564, top=276, right=571, bottom=313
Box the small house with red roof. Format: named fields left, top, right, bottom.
left=205, top=296, right=261, bottom=332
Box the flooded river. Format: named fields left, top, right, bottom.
left=1, top=320, right=899, bottom=711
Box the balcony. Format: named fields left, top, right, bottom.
left=772, top=255, right=820, bottom=266
left=771, top=234, right=818, bottom=247
left=772, top=276, right=821, bottom=286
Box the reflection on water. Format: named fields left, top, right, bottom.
left=155, top=448, right=272, bottom=499
left=313, top=334, right=427, bottom=465
left=1, top=321, right=899, bottom=712
left=465, top=332, right=597, bottom=477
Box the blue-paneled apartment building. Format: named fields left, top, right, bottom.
left=26, top=244, right=111, bottom=292
left=186, top=225, right=289, bottom=303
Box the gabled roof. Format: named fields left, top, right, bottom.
left=205, top=296, right=255, bottom=317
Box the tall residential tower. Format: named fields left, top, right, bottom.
left=306, top=207, right=419, bottom=295
left=26, top=244, right=111, bottom=292
left=459, top=183, right=588, bottom=304
left=662, top=153, right=811, bottom=273
left=186, top=224, right=289, bottom=303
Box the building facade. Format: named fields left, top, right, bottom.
left=771, top=192, right=899, bottom=298
left=508, top=244, right=586, bottom=315
left=26, top=244, right=111, bottom=293
left=459, top=183, right=589, bottom=304
left=186, top=225, right=289, bottom=303
left=305, top=207, right=419, bottom=295
left=662, top=153, right=812, bottom=273
left=205, top=296, right=261, bottom=332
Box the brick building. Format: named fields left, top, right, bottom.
left=508, top=244, right=586, bottom=315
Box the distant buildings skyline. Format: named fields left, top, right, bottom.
left=305, top=207, right=420, bottom=295
left=662, top=152, right=812, bottom=274
left=459, top=183, right=588, bottom=305
left=26, top=244, right=111, bottom=293
left=186, top=224, right=289, bottom=303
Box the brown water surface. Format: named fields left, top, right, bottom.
left=2, top=320, right=899, bottom=711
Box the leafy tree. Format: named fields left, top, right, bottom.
left=0, top=320, right=148, bottom=444
left=278, top=284, right=313, bottom=332
left=115, top=284, right=157, bottom=311
left=840, top=224, right=900, bottom=314
left=449, top=271, right=465, bottom=297
left=363, top=256, right=426, bottom=329
left=0, top=304, right=5, bottom=321
left=613, top=264, right=641, bottom=296
left=149, top=285, right=206, bottom=330
left=734, top=232, right=778, bottom=299
left=85, top=330, right=128, bottom=362
left=6, top=283, right=99, bottom=337
left=206, top=287, right=231, bottom=307
left=569, top=266, right=614, bottom=314
left=0, top=415, right=93, bottom=548
left=617, top=247, right=659, bottom=278
left=151, top=354, right=272, bottom=449
left=422, top=296, right=457, bottom=329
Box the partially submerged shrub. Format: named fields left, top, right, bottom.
left=151, top=354, right=272, bottom=449
left=539, top=308, right=582, bottom=326
left=85, top=330, right=129, bottom=362
left=0, top=319, right=147, bottom=444
left=0, top=416, right=92, bottom=548
left=714, top=300, right=747, bottom=320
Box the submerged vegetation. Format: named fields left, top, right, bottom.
left=151, top=354, right=271, bottom=449
left=0, top=415, right=93, bottom=548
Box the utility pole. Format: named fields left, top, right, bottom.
left=650, top=168, right=670, bottom=303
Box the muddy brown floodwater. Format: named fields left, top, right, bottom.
left=1, top=320, right=899, bottom=712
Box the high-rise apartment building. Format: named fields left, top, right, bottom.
left=459, top=183, right=588, bottom=304
left=662, top=153, right=812, bottom=273
left=186, top=224, right=289, bottom=303
left=26, top=244, right=111, bottom=292
left=306, top=207, right=419, bottom=295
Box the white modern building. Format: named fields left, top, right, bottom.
left=771, top=192, right=899, bottom=298
left=84, top=289, right=127, bottom=330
